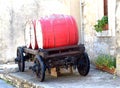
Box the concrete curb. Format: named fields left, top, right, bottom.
left=0, top=63, right=44, bottom=88
left=0, top=73, right=44, bottom=88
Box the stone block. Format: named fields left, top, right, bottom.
left=117, top=39, right=120, bottom=47
left=116, top=54, right=120, bottom=76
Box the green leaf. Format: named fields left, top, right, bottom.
left=94, top=16, right=108, bottom=32
left=95, top=54, right=116, bottom=69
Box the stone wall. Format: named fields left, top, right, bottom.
left=116, top=0, right=120, bottom=76
left=82, top=0, right=97, bottom=60
left=1, top=0, right=118, bottom=64
left=0, top=0, right=39, bottom=63
left=83, top=0, right=116, bottom=62
left=0, top=0, right=80, bottom=63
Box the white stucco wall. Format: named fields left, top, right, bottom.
left=116, top=0, right=120, bottom=76
left=0, top=0, right=80, bottom=63
left=82, top=0, right=116, bottom=62
left=0, top=0, right=118, bottom=64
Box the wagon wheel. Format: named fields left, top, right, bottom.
left=77, top=52, right=90, bottom=76
left=34, top=55, right=46, bottom=82
left=17, top=47, right=25, bottom=72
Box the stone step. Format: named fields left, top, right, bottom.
left=0, top=63, right=78, bottom=88
left=0, top=69, right=79, bottom=88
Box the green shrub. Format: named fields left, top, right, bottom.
left=94, top=16, right=108, bottom=32
left=95, top=54, right=116, bottom=69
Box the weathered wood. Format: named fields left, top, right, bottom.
left=45, top=51, right=80, bottom=58
left=22, top=44, right=85, bottom=77
left=45, top=45, right=79, bottom=52
left=23, top=48, right=45, bottom=57
left=24, top=48, right=38, bottom=55
left=23, top=44, right=84, bottom=59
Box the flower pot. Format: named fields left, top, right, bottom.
left=103, top=24, right=108, bottom=31
left=96, top=65, right=116, bottom=74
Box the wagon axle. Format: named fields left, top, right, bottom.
left=29, top=63, right=38, bottom=72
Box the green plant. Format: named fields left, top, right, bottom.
left=94, top=16, right=108, bottom=32
left=94, top=54, right=116, bottom=69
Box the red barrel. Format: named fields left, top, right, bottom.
left=25, top=14, right=79, bottom=49
left=35, top=14, right=79, bottom=49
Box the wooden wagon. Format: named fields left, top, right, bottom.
left=15, top=44, right=90, bottom=82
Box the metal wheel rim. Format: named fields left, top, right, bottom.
left=17, top=47, right=25, bottom=72
left=77, top=52, right=90, bottom=76
left=35, top=55, right=45, bottom=82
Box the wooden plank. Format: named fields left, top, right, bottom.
left=45, top=45, right=79, bottom=52
left=23, top=48, right=46, bottom=57
left=46, top=51, right=80, bottom=58
left=23, top=48, right=38, bottom=55
left=23, top=44, right=84, bottom=59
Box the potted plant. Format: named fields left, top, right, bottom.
left=94, top=54, right=116, bottom=74
left=94, top=16, right=108, bottom=32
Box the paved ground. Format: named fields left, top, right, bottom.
left=1, top=64, right=120, bottom=88
left=0, top=64, right=15, bottom=88
left=0, top=79, right=14, bottom=88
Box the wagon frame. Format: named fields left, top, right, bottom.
left=15, top=44, right=90, bottom=82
